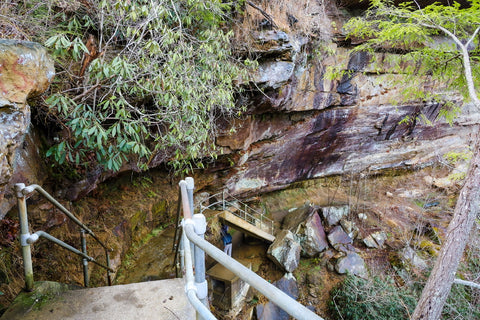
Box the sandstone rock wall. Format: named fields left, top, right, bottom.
left=214, top=3, right=480, bottom=195
left=0, top=40, right=54, bottom=216
left=1, top=0, right=479, bottom=214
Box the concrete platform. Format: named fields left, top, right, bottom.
left=219, top=211, right=275, bottom=242
left=1, top=279, right=195, bottom=320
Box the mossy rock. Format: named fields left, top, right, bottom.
left=129, top=210, right=150, bottom=243
left=417, top=239, right=440, bottom=257
left=152, top=200, right=167, bottom=216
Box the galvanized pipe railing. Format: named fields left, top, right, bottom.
left=200, top=191, right=275, bottom=236
left=179, top=179, right=324, bottom=320
left=14, top=183, right=113, bottom=291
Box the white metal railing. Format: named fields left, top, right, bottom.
left=179, top=178, right=323, bottom=320
left=200, top=191, right=274, bottom=236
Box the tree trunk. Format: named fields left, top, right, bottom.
left=412, top=132, right=480, bottom=319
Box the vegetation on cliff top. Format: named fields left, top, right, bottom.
left=3, top=0, right=251, bottom=174
left=343, top=0, right=480, bottom=318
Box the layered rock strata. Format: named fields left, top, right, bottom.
left=0, top=40, right=54, bottom=215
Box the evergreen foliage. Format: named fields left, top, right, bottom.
left=328, top=275, right=417, bottom=320
left=15, top=0, right=252, bottom=173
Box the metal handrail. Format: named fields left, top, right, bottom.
left=179, top=179, right=324, bottom=320
left=14, top=183, right=113, bottom=291
left=201, top=191, right=275, bottom=236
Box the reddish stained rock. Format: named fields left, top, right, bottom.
left=0, top=40, right=54, bottom=216
left=0, top=39, right=54, bottom=103
left=327, top=225, right=353, bottom=249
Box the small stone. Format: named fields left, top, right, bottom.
left=363, top=235, right=378, bottom=248
left=358, top=213, right=368, bottom=220
left=399, top=246, right=428, bottom=270
left=371, top=231, right=387, bottom=247
left=340, top=220, right=358, bottom=239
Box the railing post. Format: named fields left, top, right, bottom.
left=15, top=183, right=34, bottom=291
left=81, top=229, right=89, bottom=287
left=105, top=249, right=112, bottom=286
left=222, top=190, right=225, bottom=211
left=186, top=177, right=209, bottom=312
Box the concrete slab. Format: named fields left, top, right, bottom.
left=219, top=211, right=275, bottom=242
left=1, top=279, right=195, bottom=320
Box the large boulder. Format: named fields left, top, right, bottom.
left=0, top=40, right=54, bottom=216
left=282, top=204, right=315, bottom=231
left=282, top=204, right=329, bottom=257
left=300, top=212, right=329, bottom=257
left=267, top=230, right=301, bottom=272
left=255, top=273, right=298, bottom=320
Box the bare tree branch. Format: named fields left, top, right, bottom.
left=246, top=1, right=278, bottom=29
left=453, top=278, right=480, bottom=290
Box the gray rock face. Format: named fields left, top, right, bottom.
left=267, top=230, right=301, bottom=272
left=254, top=61, right=295, bottom=89
left=0, top=40, right=54, bottom=216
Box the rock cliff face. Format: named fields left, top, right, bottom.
left=0, top=40, right=54, bottom=215
left=0, top=0, right=479, bottom=216
left=213, top=2, right=480, bottom=195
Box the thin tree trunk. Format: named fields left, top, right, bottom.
left=412, top=132, right=480, bottom=319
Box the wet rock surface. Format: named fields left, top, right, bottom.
left=0, top=40, right=54, bottom=216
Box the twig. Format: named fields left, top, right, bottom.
left=246, top=1, right=278, bottom=29
left=163, top=306, right=181, bottom=320
left=453, top=278, right=480, bottom=289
